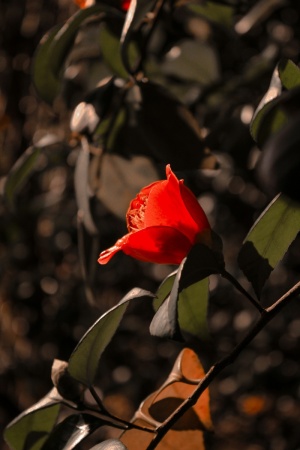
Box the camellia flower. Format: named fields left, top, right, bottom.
left=98, top=165, right=211, bottom=265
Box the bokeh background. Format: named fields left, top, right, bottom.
left=1, top=1, right=300, bottom=449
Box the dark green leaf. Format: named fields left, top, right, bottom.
left=250, top=65, right=283, bottom=146
left=33, top=5, right=123, bottom=103
left=251, top=60, right=300, bottom=147
left=4, top=135, right=62, bottom=209
left=42, top=414, right=104, bottom=450
left=120, top=0, right=158, bottom=74
left=238, top=194, right=300, bottom=297
left=110, top=81, right=217, bottom=170
left=68, top=288, right=154, bottom=385
left=4, top=389, right=62, bottom=450
left=32, top=25, right=62, bottom=104
left=150, top=240, right=223, bottom=339
left=153, top=271, right=177, bottom=311
left=160, top=39, right=220, bottom=86
left=278, top=58, right=300, bottom=90
left=186, top=1, right=234, bottom=28
left=99, top=22, right=128, bottom=79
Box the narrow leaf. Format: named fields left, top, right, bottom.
left=238, top=194, right=300, bottom=296
left=42, top=414, right=104, bottom=450
left=4, top=135, right=62, bottom=209
left=74, top=137, right=98, bottom=235
left=68, top=288, right=154, bottom=385
left=99, top=22, right=128, bottom=79
left=4, top=389, right=62, bottom=450
left=120, top=0, right=157, bottom=74
left=187, top=1, right=234, bottom=28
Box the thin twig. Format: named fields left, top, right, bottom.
left=221, top=269, right=266, bottom=315
left=88, top=385, right=154, bottom=433
left=146, top=280, right=300, bottom=449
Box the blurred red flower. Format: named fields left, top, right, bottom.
left=98, top=165, right=210, bottom=265
left=73, top=0, right=131, bottom=10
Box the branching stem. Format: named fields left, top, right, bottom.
left=146, top=280, right=300, bottom=449
left=221, top=269, right=266, bottom=315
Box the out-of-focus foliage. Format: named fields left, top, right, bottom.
left=2, top=0, right=300, bottom=449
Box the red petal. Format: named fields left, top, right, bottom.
left=98, top=235, right=130, bottom=264
left=144, top=166, right=209, bottom=244
left=123, top=226, right=192, bottom=264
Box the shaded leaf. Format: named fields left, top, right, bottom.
left=89, top=439, right=128, bottom=450
left=186, top=1, right=234, bottom=28
left=32, top=25, right=62, bottom=104
left=42, top=414, right=104, bottom=450
left=251, top=60, right=300, bottom=147
left=238, top=194, right=300, bottom=297
left=90, top=154, right=159, bottom=219
left=250, top=65, right=283, bottom=146
left=99, top=22, right=129, bottom=79
left=120, top=0, right=157, bottom=74
left=74, top=137, right=98, bottom=235
left=178, top=278, right=210, bottom=339
left=120, top=348, right=211, bottom=449
left=33, top=5, right=122, bottom=103
left=111, top=81, right=217, bottom=170
left=278, top=58, right=300, bottom=90
left=161, top=39, right=220, bottom=86
left=68, top=288, right=154, bottom=385
left=4, top=135, right=62, bottom=209
left=4, top=389, right=62, bottom=450
left=151, top=240, right=223, bottom=339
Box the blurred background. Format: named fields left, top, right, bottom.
left=1, top=0, right=300, bottom=449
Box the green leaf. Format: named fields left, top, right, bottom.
left=42, top=414, right=105, bottom=450
left=187, top=1, right=234, bottom=28
left=153, top=271, right=177, bottom=311
left=251, top=60, right=300, bottom=147
left=32, top=25, right=62, bottom=104
left=150, top=241, right=223, bottom=339
left=33, top=5, right=123, bottom=103
left=4, top=135, right=62, bottom=209
left=68, top=288, right=154, bottom=385
left=4, top=389, right=62, bottom=450
left=120, top=0, right=157, bottom=74
left=278, top=58, right=300, bottom=90
left=250, top=65, right=283, bottom=146
left=238, top=194, right=300, bottom=297
left=99, top=22, right=128, bottom=79
left=178, top=278, right=210, bottom=339
left=160, top=39, right=220, bottom=86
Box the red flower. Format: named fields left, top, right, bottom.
left=98, top=165, right=210, bottom=265
left=73, top=0, right=94, bottom=8
left=121, top=0, right=131, bottom=11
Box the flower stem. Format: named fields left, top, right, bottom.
left=221, top=269, right=266, bottom=315
left=146, top=280, right=300, bottom=449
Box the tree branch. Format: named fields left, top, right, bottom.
left=146, top=280, right=300, bottom=449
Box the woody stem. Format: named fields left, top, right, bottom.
left=146, top=280, right=300, bottom=449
